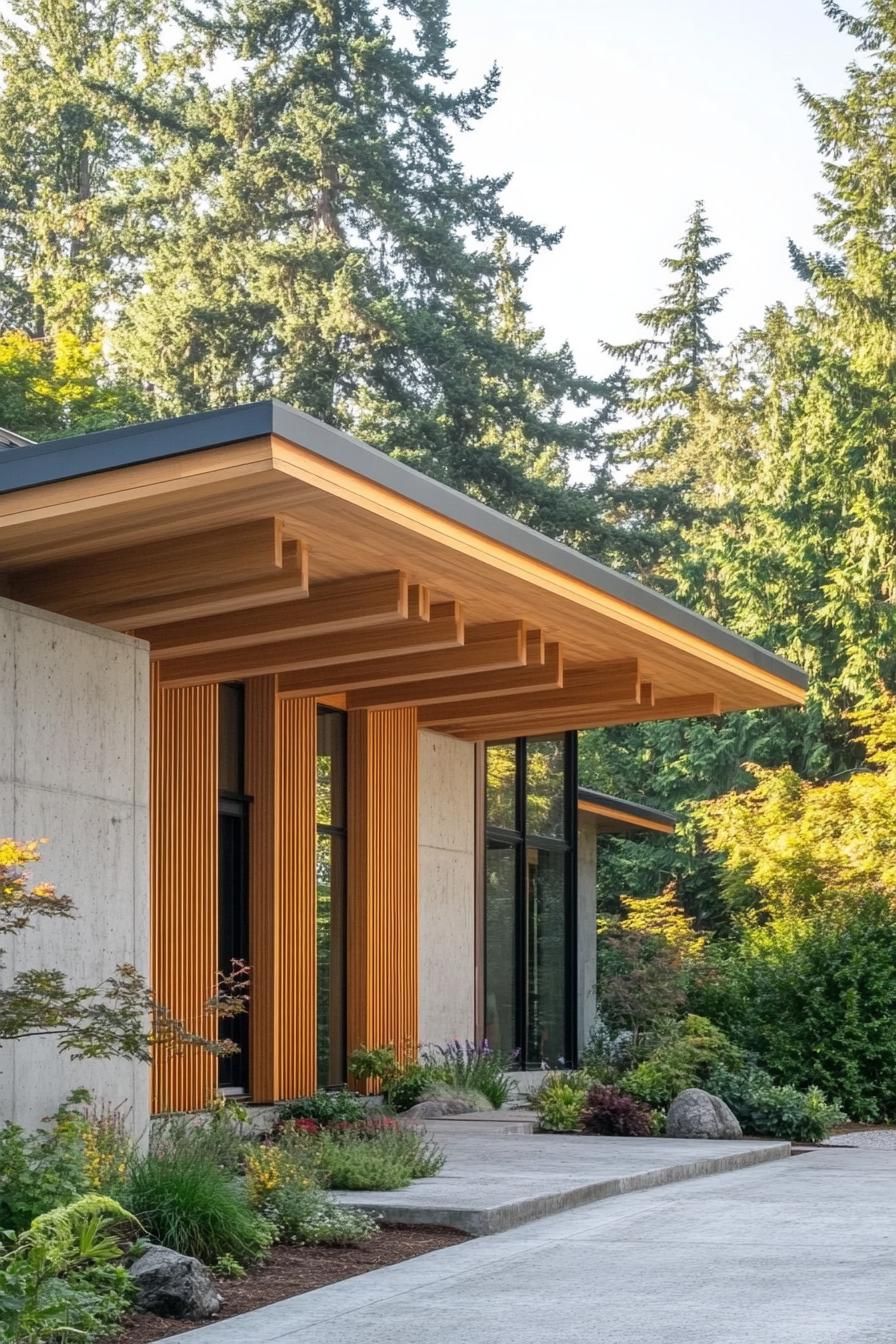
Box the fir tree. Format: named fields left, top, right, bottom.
left=601, top=202, right=729, bottom=482
left=111, top=0, right=611, bottom=538
left=0, top=0, right=175, bottom=338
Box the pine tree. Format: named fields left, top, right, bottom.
left=110, top=0, right=612, bottom=538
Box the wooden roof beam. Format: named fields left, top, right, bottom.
left=277, top=620, right=529, bottom=698
left=419, top=658, right=641, bottom=728
left=136, top=571, right=410, bottom=657
left=61, top=540, right=309, bottom=630
left=347, top=632, right=561, bottom=710
left=446, top=692, right=722, bottom=740
left=11, top=517, right=290, bottom=620
left=159, top=590, right=460, bottom=687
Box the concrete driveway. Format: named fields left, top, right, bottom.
left=174, top=1147, right=896, bottom=1343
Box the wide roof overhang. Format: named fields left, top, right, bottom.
left=0, top=400, right=806, bottom=737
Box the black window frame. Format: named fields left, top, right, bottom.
left=484, top=732, right=578, bottom=1071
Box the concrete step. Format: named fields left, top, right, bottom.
left=332, top=1133, right=792, bottom=1236
left=423, top=1117, right=537, bottom=1136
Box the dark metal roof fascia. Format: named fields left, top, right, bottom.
left=577, top=787, right=676, bottom=830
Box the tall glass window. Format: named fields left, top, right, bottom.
left=218, top=684, right=250, bottom=1092
left=316, top=707, right=347, bottom=1087
left=483, top=734, right=576, bottom=1069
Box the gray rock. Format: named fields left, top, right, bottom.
left=129, top=1246, right=222, bottom=1320
left=400, top=1096, right=481, bottom=1122
left=666, top=1088, right=743, bottom=1140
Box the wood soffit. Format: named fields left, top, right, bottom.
left=0, top=423, right=807, bottom=733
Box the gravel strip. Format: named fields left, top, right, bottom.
left=822, top=1129, right=896, bottom=1148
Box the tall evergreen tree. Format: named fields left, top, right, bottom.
left=0, top=0, right=176, bottom=338
left=601, top=203, right=729, bottom=473
left=109, top=0, right=613, bottom=538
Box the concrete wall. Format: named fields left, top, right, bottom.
left=417, top=730, right=477, bottom=1046
left=0, top=597, right=150, bottom=1135
left=577, top=814, right=599, bottom=1055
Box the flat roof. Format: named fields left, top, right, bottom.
left=577, top=787, right=676, bottom=835
left=0, top=399, right=806, bottom=692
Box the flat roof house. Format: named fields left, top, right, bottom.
left=0, top=401, right=806, bottom=1128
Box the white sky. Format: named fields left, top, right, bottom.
left=447, top=0, right=856, bottom=372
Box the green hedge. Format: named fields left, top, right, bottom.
left=694, top=894, right=896, bottom=1122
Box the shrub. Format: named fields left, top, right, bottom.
left=384, top=1062, right=432, bottom=1112
left=707, top=1064, right=846, bottom=1143
left=0, top=1099, right=90, bottom=1234
left=621, top=1016, right=741, bottom=1107
left=124, top=1148, right=273, bottom=1266
left=276, top=1090, right=368, bottom=1130
left=580, top=1085, right=654, bottom=1138
left=695, top=896, right=896, bottom=1122
left=532, top=1073, right=587, bottom=1133
left=347, top=1044, right=440, bottom=1112
left=421, top=1040, right=514, bottom=1109
left=597, top=925, right=688, bottom=1051
left=317, top=1121, right=444, bottom=1191
left=244, top=1134, right=322, bottom=1205
left=262, top=1185, right=378, bottom=1246
left=579, top=1020, right=632, bottom=1080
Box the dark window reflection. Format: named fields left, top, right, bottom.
left=484, top=840, right=518, bottom=1057
left=526, top=846, right=568, bottom=1067
left=483, top=734, right=574, bottom=1069
left=316, top=708, right=347, bottom=1087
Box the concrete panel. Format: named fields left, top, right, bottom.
left=418, top=730, right=477, bottom=1046
left=12, top=606, right=139, bottom=801
left=0, top=597, right=150, bottom=1135
left=577, top=815, right=599, bottom=1055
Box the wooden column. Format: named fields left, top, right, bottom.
left=245, top=679, right=316, bottom=1101
left=150, top=669, right=219, bottom=1114
left=347, top=707, right=419, bottom=1066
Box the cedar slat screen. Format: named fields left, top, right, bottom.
left=348, top=707, right=419, bottom=1069
left=150, top=671, right=219, bottom=1114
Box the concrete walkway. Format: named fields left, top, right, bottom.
left=168, top=1146, right=896, bottom=1343
left=331, top=1128, right=789, bottom=1233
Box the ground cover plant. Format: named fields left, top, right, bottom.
left=315, top=1117, right=445, bottom=1191
left=0, top=1195, right=137, bottom=1344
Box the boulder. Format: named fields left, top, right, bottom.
left=400, top=1095, right=482, bottom=1122
left=666, top=1088, right=743, bottom=1140
left=129, top=1246, right=222, bottom=1320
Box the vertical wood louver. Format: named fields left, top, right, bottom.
left=150, top=669, right=219, bottom=1114
left=347, top=707, right=419, bottom=1068
left=245, top=679, right=316, bottom=1101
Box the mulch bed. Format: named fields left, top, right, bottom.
left=110, top=1225, right=469, bottom=1343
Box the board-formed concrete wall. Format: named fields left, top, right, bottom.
left=418, top=729, right=477, bottom=1046
left=0, top=597, right=150, bottom=1135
